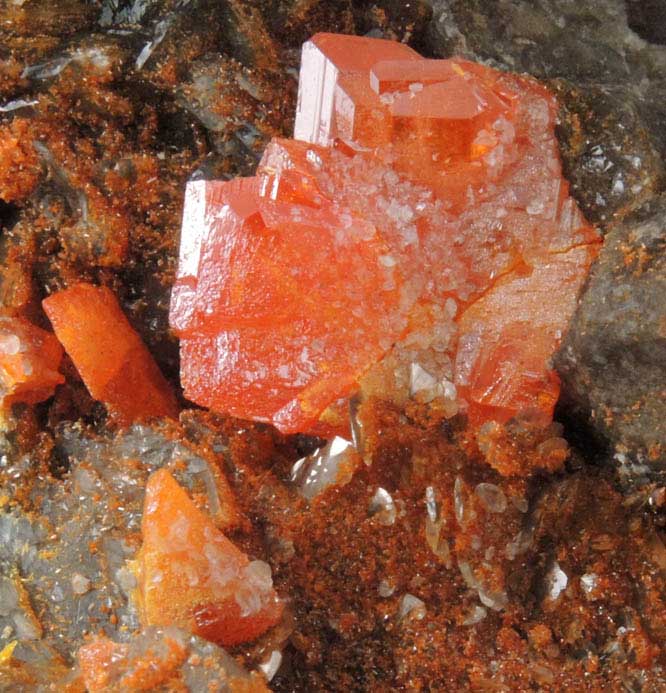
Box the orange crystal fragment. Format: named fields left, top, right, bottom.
left=43, top=284, right=178, bottom=426
left=137, top=468, right=283, bottom=647
left=0, top=317, right=64, bottom=412
left=171, top=33, right=601, bottom=436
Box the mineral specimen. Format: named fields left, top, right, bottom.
left=136, top=468, right=283, bottom=646
left=0, top=317, right=63, bottom=416
left=76, top=627, right=268, bottom=691
left=1, top=3, right=666, bottom=690
left=171, top=33, right=600, bottom=435
left=43, top=283, right=178, bottom=427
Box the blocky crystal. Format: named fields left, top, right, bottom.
left=43, top=284, right=178, bottom=426
left=0, top=317, right=64, bottom=414
left=171, top=33, right=601, bottom=435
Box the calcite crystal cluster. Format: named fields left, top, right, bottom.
left=171, top=33, right=600, bottom=435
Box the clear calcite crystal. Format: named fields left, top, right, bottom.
left=290, top=436, right=360, bottom=500
left=171, top=32, right=601, bottom=435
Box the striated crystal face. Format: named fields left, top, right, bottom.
left=171, top=32, right=601, bottom=435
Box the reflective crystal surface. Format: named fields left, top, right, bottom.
left=171, top=33, right=600, bottom=435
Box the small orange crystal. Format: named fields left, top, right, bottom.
left=43, top=284, right=178, bottom=426
left=137, top=468, right=283, bottom=647
left=0, top=316, right=64, bottom=413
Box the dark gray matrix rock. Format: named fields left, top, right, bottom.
left=424, top=1, right=666, bottom=482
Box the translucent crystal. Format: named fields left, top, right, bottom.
left=398, top=593, right=426, bottom=622
left=462, top=605, right=487, bottom=626
left=580, top=573, right=598, bottom=600
left=475, top=483, right=507, bottom=513
left=547, top=561, right=568, bottom=600
left=259, top=650, right=283, bottom=681
left=368, top=487, right=397, bottom=526
left=378, top=579, right=396, bottom=597
left=291, top=436, right=359, bottom=500
left=424, top=486, right=451, bottom=566
left=170, top=33, right=601, bottom=440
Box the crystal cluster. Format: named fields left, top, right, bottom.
left=170, top=33, right=600, bottom=435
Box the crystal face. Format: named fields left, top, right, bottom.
left=137, top=469, right=283, bottom=647
left=0, top=317, right=64, bottom=413
left=43, top=283, right=178, bottom=426
left=171, top=32, right=601, bottom=435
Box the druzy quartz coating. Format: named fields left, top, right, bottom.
left=170, top=33, right=600, bottom=435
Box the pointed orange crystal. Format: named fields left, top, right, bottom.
left=170, top=33, right=601, bottom=437
left=137, top=468, right=283, bottom=647
left=43, top=284, right=178, bottom=426
left=0, top=317, right=64, bottom=413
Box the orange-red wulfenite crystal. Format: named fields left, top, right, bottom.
left=0, top=317, right=64, bottom=412
left=137, top=468, right=283, bottom=647
left=43, top=284, right=178, bottom=426
left=172, top=170, right=405, bottom=435
left=171, top=32, right=601, bottom=436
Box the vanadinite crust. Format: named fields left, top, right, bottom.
left=170, top=32, right=600, bottom=435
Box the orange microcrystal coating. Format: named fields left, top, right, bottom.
left=77, top=633, right=186, bottom=691
left=0, top=317, right=64, bottom=412
left=0, top=119, right=40, bottom=203
left=137, top=468, right=284, bottom=647
left=42, top=284, right=178, bottom=426
left=171, top=33, right=601, bottom=435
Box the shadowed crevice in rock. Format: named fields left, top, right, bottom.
left=625, top=0, right=666, bottom=46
